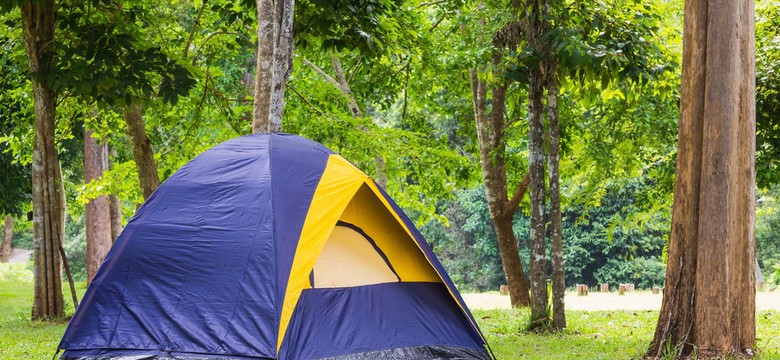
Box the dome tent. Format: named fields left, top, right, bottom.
left=59, top=134, right=492, bottom=360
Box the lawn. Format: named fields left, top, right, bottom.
left=1, top=271, right=779, bottom=359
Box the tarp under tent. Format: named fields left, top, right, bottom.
left=58, top=133, right=492, bottom=360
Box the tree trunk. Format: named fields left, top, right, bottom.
left=109, top=194, right=122, bottom=242
left=527, top=65, right=548, bottom=326
left=1, top=216, right=12, bottom=262
left=84, top=129, right=113, bottom=284
left=22, top=0, right=65, bottom=321
left=470, top=69, right=531, bottom=307
left=647, top=0, right=756, bottom=357
left=253, top=0, right=279, bottom=133
left=108, top=147, right=123, bottom=242
left=124, top=103, right=160, bottom=200
left=546, top=60, right=566, bottom=331
left=268, top=0, right=294, bottom=130
left=525, top=0, right=552, bottom=329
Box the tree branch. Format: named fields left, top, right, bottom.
left=300, top=56, right=342, bottom=90
left=183, top=0, right=208, bottom=59
left=417, top=0, right=449, bottom=8
left=287, top=84, right=340, bottom=122
left=505, top=172, right=531, bottom=217
left=332, top=55, right=363, bottom=117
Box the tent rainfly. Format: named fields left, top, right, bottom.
left=58, top=133, right=492, bottom=360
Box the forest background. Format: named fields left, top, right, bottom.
left=1, top=0, right=780, bottom=295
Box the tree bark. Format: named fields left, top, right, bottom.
left=124, top=103, right=160, bottom=200
left=253, top=0, right=275, bottom=133
left=527, top=64, right=548, bottom=326
left=253, top=0, right=293, bottom=133
left=109, top=194, right=122, bottom=242
left=22, top=0, right=65, bottom=320
left=546, top=59, right=566, bottom=331
left=470, top=69, right=531, bottom=308
left=84, top=129, right=113, bottom=284
left=108, top=147, right=123, bottom=242
left=268, top=0, right=294, bottom=129
left=647, top=0, right=756, bottom=357
left=1, top=216, right=12, bottom=262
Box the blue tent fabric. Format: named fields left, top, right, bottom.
left=280, top=282, right=486, bottom=359
left=59, top=134, right=491, bottom=360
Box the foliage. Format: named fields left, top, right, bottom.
left=755, top=0, right=780, bottom=188
left=295, top=0, right=411, bottom=56
left=51, top=1, right=197, bottom=106
left=757, top=186, right=780, bottom=286
left=561, top=178, right=669, bottom=288
left=419, top=186, right=529, bottom=292
left=421, top=177, right=668, bottom=291
left=0, top=16, right=31, bottom=217
left=62, top=215, right=88, bottom=282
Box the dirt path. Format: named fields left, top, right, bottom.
left=8, top=248, right=32, bottom=264
left=463, top=291, right=780, bottom=311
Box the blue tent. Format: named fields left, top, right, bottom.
left=59, top=134, right=492, bottom=359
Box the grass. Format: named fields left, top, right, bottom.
left=0, top=265, right=87, bottom=360
left=1, top=273, right=778, bottom=359
left=474, top=308, right=657, bottom=359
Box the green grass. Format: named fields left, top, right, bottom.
left=1, top=274, right=778, bottom=359
left=475, top=307, right=780, bottom=359
left=0, top=270, right=87, bottom=360
left=475, top=308, right=656, bottom=359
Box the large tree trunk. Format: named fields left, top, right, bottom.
left=546, top=60, right=565, bottom=331
left=253, top=0, right=293, bottom=133
left=470, top=69, right=531, bottom=307
left=1, top=216, right=12, bottom=262
left=268, top=0, right=294, bottom=129
left=124, top=103, right=160, bottom=200
left=22, top=0, right=65, bottom=321
left=84, top=129, right=113, bottom=284
left=647, top=0, right=756, bottom=357
left=253, top=0, right=275, bottom=133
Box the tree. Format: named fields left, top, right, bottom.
left=253, top=0, right=294, bottom=133
left=469, top=32, right=533, bottom=307
left=647, top=0, right=756, bottom=357
left=84, top=128, right=112, bottom=283
left=524, top=0, right=552, bottom=326
left=20, top=0, right=65, bottom=320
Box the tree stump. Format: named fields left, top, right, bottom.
left=600, top=283, right=609, bottom=292
left=499, top=284, right=509, bottom=296
left=576, top=284, right=588, bottom=296
left=652, top=287, right=660, bottom=294
left=618, top=284, right=627, bottom=295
